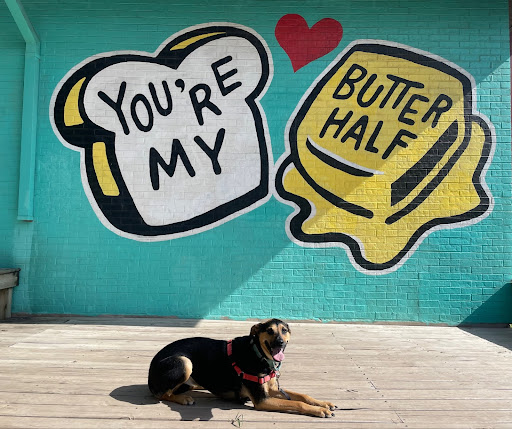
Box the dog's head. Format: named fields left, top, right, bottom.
left=250, top=319, right=291, bottom=362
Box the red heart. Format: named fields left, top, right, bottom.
left=275, top=14, right=343, bottom=72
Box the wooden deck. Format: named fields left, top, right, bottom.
left=1, top=317, right=512, bottom=428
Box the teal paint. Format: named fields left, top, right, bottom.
left=1, top=0, right=510, bottom=325
left=4, top=0, right=40, bottom=221
left=0, top=2, right=24, bottom=266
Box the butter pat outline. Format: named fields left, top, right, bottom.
left=274, top=40, right=495, bottom=275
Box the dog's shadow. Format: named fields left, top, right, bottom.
left=110, top=385, right=249, bottom=421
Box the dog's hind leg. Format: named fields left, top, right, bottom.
left=153, top=356, right=196, bottom=405
left=174, top=377, right=204, bottom=394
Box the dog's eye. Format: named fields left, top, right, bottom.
left=281, top=328, right=288, bottom=334
left=266, top=328, right=275, bottom=335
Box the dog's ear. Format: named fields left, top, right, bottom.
left=250, top=323, right=262, bottom=337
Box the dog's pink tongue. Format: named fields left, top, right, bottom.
left=273, top=349, right=285, bottom=362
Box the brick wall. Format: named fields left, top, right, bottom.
left=0, top=2, right=24, bottom=266
left=1, top=0, right=511, bottom=324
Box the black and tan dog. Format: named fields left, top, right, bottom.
left=148, top=319, right=337, bottom=417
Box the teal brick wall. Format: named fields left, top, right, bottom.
left=0, top=2, right=24, bottom=266
left=1, top=0, right=511, bottom=324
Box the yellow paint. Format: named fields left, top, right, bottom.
left=64, top=77, right=86, bottom=126
left=170, top=32, right=225, bottom=51
left=92, top=142, right=119, bottom=196
left=283, top=48, right=486, bottom=265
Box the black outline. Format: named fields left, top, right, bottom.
left=275, top=42, right=494, bottom=272
left=53, top=26, right=271, bottom=238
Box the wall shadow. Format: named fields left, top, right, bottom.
left=460, top=282, right=512, bottom=327
left=459, top=325, right=512, bottom=352
left=459, top=281, right=512, bottom=351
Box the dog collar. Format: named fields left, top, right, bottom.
left=227, top=340, right=277, bottom=384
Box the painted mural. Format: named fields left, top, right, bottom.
left=275, top=14, right=343, bottom=72
left=275, top=40, right=494, bottom=273
left=51, top=24, right=273, bottom=240
left=50, top=16, right=494, bottom=274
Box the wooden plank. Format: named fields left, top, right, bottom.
left=0, top=391, right=364, bottom=407
left=3, top=392, right=512, bottom=412
left=0, top=378, right=366, bottom=398
left=0, top=417, right=403, bottom=429
left=364, top=388, right=512, bottom=400
left=397, top=410, right=512, bottom=426
left=0, top=404, right=402, bottom=424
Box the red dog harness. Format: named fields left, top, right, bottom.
left=227, top=340, right=277, bottom=384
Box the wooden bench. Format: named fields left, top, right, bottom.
left=0, top=269, right=20, bottom=319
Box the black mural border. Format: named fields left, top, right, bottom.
left=275, top=42, right=493, bottom=272
left=53, top=25, right=271, bottom=238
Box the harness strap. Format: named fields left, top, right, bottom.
left=227, top=340, right=276, bottom=385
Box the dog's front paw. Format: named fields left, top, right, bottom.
left=315, top=406, right=335, bottom=418
left=321, top=401, right=337, bottom=411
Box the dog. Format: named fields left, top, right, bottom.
left=148, top=318, right=337, bottom=417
